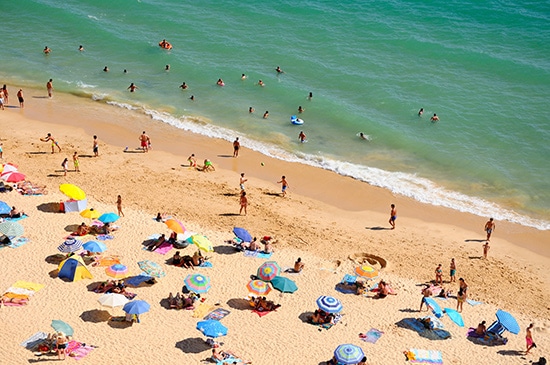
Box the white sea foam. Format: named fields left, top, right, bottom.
left=75, top=81, right=97, bottom=89
left=108, top=101, right=550, bottom=231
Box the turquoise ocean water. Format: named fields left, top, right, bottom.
left=1, top=0, right=549, bottom=229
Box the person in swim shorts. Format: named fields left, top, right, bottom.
left=277, top=176, right=288, bottom=197
left=42, top=133, right=62, bottom=153
left=389, top=204, right=397, bottom=229
left=17, top=89, right=24, bottom=108
left=233, top=137, right=240, bottom=157
left=46, top=79, right=53, bottom=98
left=73, top=152, right=80, bottom=172
left=139, top=131, right=150, bottom=152
left=239, top=173, right=247, bottom=191
left=484, top=218, right=495, bottom=241
left=526, top=323, right=536, bottom=355
left=93, top=135, right=99, bottom=157
left=449, top=258, right=456, bottom=283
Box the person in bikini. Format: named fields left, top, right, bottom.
left=435, top=264, right=443, bottom=285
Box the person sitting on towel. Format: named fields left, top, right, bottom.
left=74, top=222, right=90, bottom=236
left=9, top=206, right=25, bottom=218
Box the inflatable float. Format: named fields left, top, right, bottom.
left=290, top=115, right=304, bottom=125
left=159, top=40, right=172, bottom=50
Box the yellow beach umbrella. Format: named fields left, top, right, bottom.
left=355, top=265, right=379, bottom=279
left=80, top=208, right=101, bottom=220
left=190, top=234, right=214, bottom=252
left=59, top=184, right=86, bottom=200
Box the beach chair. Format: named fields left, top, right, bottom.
left=487, top=321, right=505, bottom=336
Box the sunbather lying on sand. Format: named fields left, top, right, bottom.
left=373, top=280, right=397, bottom=299
left=148, top=234, right=166, bottom=251
left=0, top=295, right=29, bottom=306
left=74, top=222, right=90, bottom=236
left=249, top=296, right=280, bottom=312
left=211, top=348, right=251, bottom=364
left=16, top=181, right=47, bottom=195
left=308, top=309, right=334, bottom=324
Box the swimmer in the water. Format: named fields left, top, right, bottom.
left=103, top=66, right=109, bottom=72
left=430, top=113, right=440, bottom=122
left=179, top=82, right=188, bottom=90
left=275, top=66, right=284, bottom=74
left=359, top=132, right=368, bottom=140
left=418, top=108, right=424, bottom=116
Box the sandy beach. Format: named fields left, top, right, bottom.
left=0, top=90, right=549, bottom=364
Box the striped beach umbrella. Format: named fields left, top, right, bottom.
left=1, top=171, right=26, bottom=182
left=334, top=344, right=365, bottom=365
left=257, top=261, right=281, bottom=281
left=106, top=264, right=129, bottom=279
left=57, top=238, right=83, bottom=253
left=355, top=265, right=379, bottom=279
left=164, top=218, right=186, bottom=234
left=137, top=260, right=166, bottom=278
left=316, top=295, right=343, bottom=314
left=246, top=280, right=272, bottom=296
left=0, top=221, right=24, bottom=237
left=184, top=273, right=211, bottom=294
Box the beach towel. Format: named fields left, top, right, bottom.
left=408, top=349, right=443, bottom=364
left=125, top=274, right=152, bottom=287
left=243, top=250, right=273, bottom=259
left=334, top=283, right=357, bottom=295
left=92, top=256, right=121, bottom=267
left=20, top=332, right=48, bottom=349
left=5, top=287, right=36, bottom=296
left=5, top=214, right=28, bottom=222
left=253, top=308, right=275, bottom=317
left=12, top=281, right=44, bottom=292
left=401, top=318, right=427, bottom=333
left=8, top=237, right=29, bottom=248
left=193, top=303, right=215, bottom=318
left=96, top=234, right=114, bottom=240
left=66, top=341, right=94, bottom=360
left=152, top=241, right=173, bottom=255
left=466, top=328, right=508, bottom=346
left=466, top=299, right=483, bottom=306
left=204, top=308, right=231, bottom=321
left=341, top=274, right=357, bottom=284
left=199, top=261, right=213, bottom=268
left=360, top=328, right=384, bottom=344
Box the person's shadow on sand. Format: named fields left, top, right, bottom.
left=465, top=239, right=486, bottom=242
left=366, top=226, right=391, bottom=230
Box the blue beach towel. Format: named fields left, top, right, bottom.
left=243, top=250, right=272, bottom=259
left=97, top=234, right=114, bottom=240
left=20, top=331, right=48, bottom=349
left=199, top=261, right=213, bottom=268
left=360, top=328, right=384, bottom=344
left=9, top=237, right=29, bottom=248
left=341, top=274, right=357, bottom=284
left=409, top=349, right=443, bottom=364
left=466, top=299, right=483, bottom=306
left=5, top=215, right=28, bottom=222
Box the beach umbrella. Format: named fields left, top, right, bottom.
left=246, top=280, right=272, bottom=296
left=184, top=273, right=211, bottom=294
left=444, top=308, right=464, bottom=327
left=82, top=240, right=107, bottom=253
left=257, top=261, right=281, bottom=281
left=355, top=265, right=379, bottom=279
left=97, top=293, right=129, bottom=308
left=270, top=276, right=298, bottom=293
left=197, top=320, right=228, bottom=338
left=0, top=221, right=24, bottom=237
left=1, top=163, right=18, bottom=174
left=124, top=274, right=153, bottom=287
left=80, top=208, right=101, bottom=220
left=190, top=234, right=214, bottom=252
left=51, top=320, right=74, bottom=337
left=316, top=295, right=343, bottom=314
left=123, top=300, right=150, bottom=315
left=59, top=184, right=86, bottom=200
left=334, top=344, right=365, bottom=365
left=98, top=212, right=119, bottom=224
left=233, top=227, right=252, bottom=243
left=106, top=264, right=129, bottom=278
left=164, top=218, right=186, bottom=234
left=0, top=201, right=11, bottom=215
left=424, top=297, right=443, bottom=318
left=57, top=238, right=83, bottom=253
left=137, top=260, right=166, bottom=278
left=496, top=309, right=520, bottom=334
left=1, top=171, right=26, bottom=182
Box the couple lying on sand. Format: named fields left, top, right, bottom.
left=229, top=236, right=276, bottom=254
left=73, top=222, right=117, bottom=236
left=248, top=295, right=281, bottom=312
left=171, top=250, right=206, bottom=269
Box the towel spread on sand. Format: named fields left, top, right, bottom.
left=408, top=349, right=443, bottom=364
left=360, top=328, right=384, bottom=344
left=4, top=215, right=28, bottom=222
left=20, top=332, right=48, bottom=349
left=96, top=234, right=114, bottom=240
left=253, top=308, right=275, bottom=317
left=466, top=299, right=483, bottom=306
left=243, top=250, right=273, bottom=259
left=204, top=308, right=231, bottom=321
left=193, top=303, right=215, bottom=318
left=152, top=241, right=173, bottom=255
left=8, top=237, right=29, bottom=248
left=200, top=261, right=213, bottom=268
left=12, top=281, right=44, bottom=292
left=66, top=340, right=94, bottom=360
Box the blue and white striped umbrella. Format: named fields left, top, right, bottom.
left=316, top=295, right=343, bottom=314
left=57, top=238, right=83, bottom=253
left=334, top=344, right=365, bottom=364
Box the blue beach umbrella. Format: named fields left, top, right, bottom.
left=196, top=320, right=228, bottom=338
left=334, top=344, right=365, bottom=364
left=0, top=221, right=24, bottom=237
left=98, top=212, right=119, bottom=224
left=316, top=295, right=343, bottom=314
left=123, top=300, right=150, bottom=315
left=444, top=308, right=464, bottom=327
left=424, top=297, right=443, bottom=318
left=233, top=227, right=252, bottom=243
left=82, top=240, right=107, bottom=253
left=496, top=309, right=520, bottom=335
left=270, top=276, right=298, bottom=293
left=0, top=201, right=10, bottom=215
left=51, top=320, right=74, bottom=336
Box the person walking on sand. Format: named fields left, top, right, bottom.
left=233, top=137, right=240, bottom=157
left=93, top=135, right=99, bottom=157
left=73, top=152, right=80, bottom=172
left=419, top=285, right=432, bottom=311
left=459, top=277, right=468, bottom=298
left=435, top=264, right=443, bottom=285
left=41, top=133, right=62, bottom=153
left=483, top=242, right=490, bottom=259
left=456, top=289, right=465, bottom=312
left=389, top=204, right=397, bottom=229
left=239, top=191, right=248, bottom=215
left=17, top=88, right=24, bottom=108
left=450, top=258, right=456, bottom=283
left=278, top=176, right=288, bottom=197
left=239, top=173, right=247, bottom=191
left=0, top=89, right=4, bottom=110
left=61, top=158, right=69, bottom=176
left=525, top=323, right=536, bottom=354
left=484, top=218, right=495, bottom=241
left=46, top=79, right=54, bottom=98
left=116, top=195, right=124, bottom=217
left=139, top=131, right=150, bottom=152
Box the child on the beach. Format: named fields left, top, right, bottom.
left=239, top=191, right=248, bottom=215
left=483, top=242, right=490, bottom=259
left=61, top=158, right=69, bottom=176
left=116, top=195, right=124, bottom=217
left=73, top=152, right=79, bottom=172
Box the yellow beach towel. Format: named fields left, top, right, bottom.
left=12, top=281, right=44, bottom=292
left=192, top=303, right=214, bottom=318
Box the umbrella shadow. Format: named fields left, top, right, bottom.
left=299, top=311, right=314, bottom=323
left=263, top=192, right=281, bottom=197
left=159, top=298, right=172, bottom=310
left=107, top=318, right=133, bottom=329
left=395, top=318, right=451, bottom=341
left=175, top=337, right=211, bottom=354
left=80, top=309, right=111, bottom=323
left=48, top=269, right=59, bottom=279
left=226, top=298, right=251, bottom=311
left=213, top=245, right=238, bottom=255
left=496, top=350, right=524, bottom=356
left=36, top=202, right=61, bottom=213
left=365, top=226, right=391, bottom=230
left=45, top=254, right=66, bottom=265
left=64, top=224, right=80, bottom=232
left=86, top=281, right=104, bottom=292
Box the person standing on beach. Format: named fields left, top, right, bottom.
left=233, top=137, right=240, bottom=157
left=73, top=152, right=80, bottom=172
left=46, top=79, right=53, bottom=98
left=116, top=195, right=124, bottom=217
left=435, top=264, right=443, bottom=285
left=139, top=131, right=150, bottom=152
left=2, top=85, right=8, bottom=105
left=483, top=242, right=490, bottom=259
left=278, top=176, right=288, bottom=197
left=61, top=158, right=69, bottom=176
left=389, top=204, right=397, bottom=229
left=419, top=285, right=432, bottom=311
left=484, top=218, right=495, bottom=241
left=0, top=89, right=4, bottom=110
left=0, top=143, right=3, bottom=159
left=17, top=89, right=24, bottom=108
left=458, top=278, right=468, bottom=299
left=240, top=173, right=247, bottom=191
left=93, top=135, right=99, bottom=157
left=525, top=323, right=536, bottom=354
left=450, top=258, right=456, bottom=283
left=187, top=154, right=197, bottom=167
left=239, top=191, right=248, bottom=215
left=456, top=289, right=465, bottom=312
left=41, top=133, right=62, bottom=153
